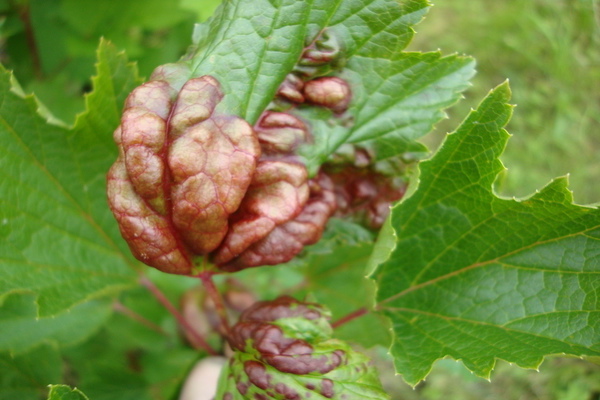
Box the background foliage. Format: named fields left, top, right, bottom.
left=1, top=0, right=599, bottom=399
left=410, top=0, right=600, bottom=205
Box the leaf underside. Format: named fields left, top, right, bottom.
left=189, top=0, right=475, bottom=174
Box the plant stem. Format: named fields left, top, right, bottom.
left=331, top=307, right=368, bottom=329
left=139, top=276, right=218, bottom=355
left=14, top=2, right=42, bottom=78
left=113, top=301, right=168, bottom=336
left=199, top=272, right=231, bottom=337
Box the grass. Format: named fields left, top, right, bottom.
left=410, top=0, right=600, bottom=205
left=375, top=354, right=600, bottom=400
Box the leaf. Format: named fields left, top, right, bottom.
left=186, top=0, right=315, bottom=121
left=299, top=52, right=475, bottom=174
left=47, top=385, right=90, bottom=400
left=0, top=293, right=112, bottom=354
left=27, top=0, right=195, bottom=78
left=346, top=53, right=475, bottom=152
left=296, top=1, right=475, bottom=172
left=373, top=81, right=600, bottom=385
left=217, top=347, right=389, bottom=400
left=0, top=344, right=62, bottom=400
left=186, top=0, right=474, bottom=173
left=61, top=286, right=199, bottom=400
left=215, top=296, right=389, bottom=399
left=62, top=328, right=153, bottom=400
left=0, top=40, right=141, bottom=318
left=295, top=219, right=390, bottom=348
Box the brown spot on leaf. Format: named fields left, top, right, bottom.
left=321, top=379, right=334, bottom=398
left=255, top=111, right=309, bottom=154
left=275, top=382, right=300, bottom=399
left=303, top=77, right=351, bottom=113
left=276, top=73, right=305, bottom=103
left=244, top=361, right=270, bottom=390
left=236, top=382, right=249, bottom=395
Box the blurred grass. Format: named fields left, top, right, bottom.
left=409, top=0, right=600, bottom=205
left=373, top=352, right=600, bottom=400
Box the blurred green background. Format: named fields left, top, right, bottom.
left=410, top=0, right=600, bottom=205
left=1, top=0, right=599, bottom=399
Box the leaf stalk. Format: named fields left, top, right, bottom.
left=139, top=276, right=219, bottom=355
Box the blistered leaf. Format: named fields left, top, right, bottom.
left=215, top=296, right=389, bottom=399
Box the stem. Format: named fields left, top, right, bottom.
left=15, top=3, right=42, bottom=78
left=113, top=301, right=168, bottom=336
left=139, top=276, right=218, bottom=355
left=331, top=307, right=368, bottom=329
left=199, top=272, right=231, bottom=337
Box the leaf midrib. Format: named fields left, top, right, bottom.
left=378, top=224, right=600, bottom=307
left=383, top=307, right=600, bottom=353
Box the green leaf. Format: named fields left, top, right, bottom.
left=299, top=52, right=475, bottom=174
left=0, top=293, right=112, bottom=354
left=346, top=53, right=475, bottom=152
left=296, top=0, right=475, bottom=172
left=0, top=344, right=62, bottom=400
left=189, top=0, right=326, bottom=121
left=373, top=81, right=600, bottom=385
left=187, top=0, right=474, bottom=165
left=295, top=219, right=390, bottom=348
left=0, top=40, right=141, bottom=318
left=47, top=385, right=90, bottom=400
left=62, top=328, right=153, bottom=400
left=61, top=284, right=199, bottom=400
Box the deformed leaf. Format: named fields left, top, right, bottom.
left=373, top=82, right=600, bottom=385
left=185, top=0, right=475, bottom=169
left=215, top=296, right=389, bottom=399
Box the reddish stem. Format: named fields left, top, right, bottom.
left=113, top=301, right=168, bottom=336
left=199, top=272, right=231, bottom=337
left=139, top=276, right=218, bottom=355
left=15, top=3, right=42, bottom=78
left=331, top=307, right=368, bottom=329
